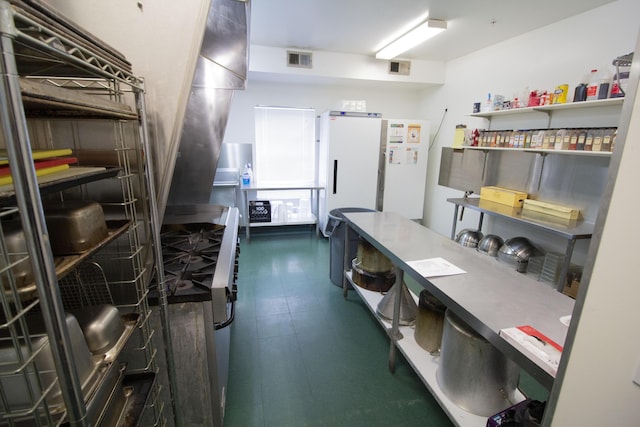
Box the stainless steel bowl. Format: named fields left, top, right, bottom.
left=476, top=234, right=504, bottom=257
left=498, top=237, right=537, bottom=272
left=455, top=229, right=483, bottom=248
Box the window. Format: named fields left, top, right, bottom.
left=254, top=106, right=317, bottom=220
left=254, top=106, right=316, bottom=186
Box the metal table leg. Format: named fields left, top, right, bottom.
left=450, top=204, right=459, bottom=240
left=243, top=188, right=250, bottom=242
left=557, top=238, right=577, bottom=291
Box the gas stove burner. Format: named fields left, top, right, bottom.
left=182, top=255, right=203, bottom=264
left=164, top=272, right=213, bottom=295
left=163, top=253, right=217, bottom=275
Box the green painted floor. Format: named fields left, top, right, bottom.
left=223, top=228, right=546, bottom=427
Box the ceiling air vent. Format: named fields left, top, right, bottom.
left=287, top=50, right=312, bottom=68
left=388, top=60, right=411, bottom=75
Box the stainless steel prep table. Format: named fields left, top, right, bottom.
left=343, top=211, right=574, bottom=391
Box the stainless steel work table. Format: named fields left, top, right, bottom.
left=343, top=211, right=575, bottom=393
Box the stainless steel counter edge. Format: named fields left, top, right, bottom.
left=211, top=206, right=239, bottom=323
left=344, top=211, right=575, bottom=389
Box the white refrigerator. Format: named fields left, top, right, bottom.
left=318, top=111, right=382, bottom=235
left=318, top=112, right=430, bottom=236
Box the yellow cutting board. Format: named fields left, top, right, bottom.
left=0, top=148, right=73, bottom=165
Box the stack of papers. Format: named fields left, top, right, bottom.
left=406, top=257, right=466, bottom=278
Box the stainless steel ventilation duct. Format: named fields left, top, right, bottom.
left=166, top=0, right=249, bottom=207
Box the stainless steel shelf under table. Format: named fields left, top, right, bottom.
left=343, top=211, right=574, bottom=391
left=447, top=197, right=594, bottom=291
left=241, top=183, right=324, bottom=241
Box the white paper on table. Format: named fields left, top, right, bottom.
left=406, top=257, right=466, bottom=278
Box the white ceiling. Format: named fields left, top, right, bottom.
left=250, top=0, right=616, bottom=62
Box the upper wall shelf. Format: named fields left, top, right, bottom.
left=468, top=98, right=624, bottom=119
left=462, top=146, right=613, bottom=157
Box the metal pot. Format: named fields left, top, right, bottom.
left=356, top=238, right=393, bottom=273
left=436, top=310, right=520, bottom=417
left=351, top=258, right=395, bottom=292
left=414, top=289, right=446, bottom=353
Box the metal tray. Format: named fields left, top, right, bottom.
left=7, top=220, right=131, bottom=302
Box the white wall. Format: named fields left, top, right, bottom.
left=224, top=80, right=425, bottom=144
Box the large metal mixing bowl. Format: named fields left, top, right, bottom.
left=498, top=237, right=537, bottom=272
left=476, top=234, right=504, bottom=257
left=455, top=229, right=483, bottom=248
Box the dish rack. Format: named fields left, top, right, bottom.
left=0, top=1, right=169, bottom=425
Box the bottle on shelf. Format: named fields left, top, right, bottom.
left=586, top=69, right=610, bottom=101
left=242, top=162, right=253, bottom=185
left=610, top=65, right=631, bottom=98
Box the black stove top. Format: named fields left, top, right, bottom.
left=151, top=222, right=227, bottom=303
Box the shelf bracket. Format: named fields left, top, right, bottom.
left=482, top=149, right=489, bottom=182
left=535, top=152, right=548, bottom=192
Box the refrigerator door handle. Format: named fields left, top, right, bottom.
left=333, top=159, right=338, bottom=194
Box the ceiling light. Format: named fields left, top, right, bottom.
left=375, top=19, right=447, bottom=60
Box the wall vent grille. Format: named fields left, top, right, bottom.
left=388, top=60, right=411, bottom=75
left=287, top=50, right=312, bottom=68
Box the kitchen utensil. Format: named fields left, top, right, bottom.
left=498, top=237, right=537, bottom=272
left=376, top=281, right=417, bottom=326
left=44, top=200, right=108, bottom=254
left=436, top=309, right=520, bottom=417
left=455, top=229, right=483, bottom=248
left=476, top=234, right=504, bottom=257
left=72, top=304, right=125, bottom=354
left=0, top=221, right=37, bottom=301
left=356, top=238, right=393, bottom=273
left=0, top=313, right=100, bottom=414
left=414, top=289, right=447, bottom=353
left=351, top=258, right=395, bottom=292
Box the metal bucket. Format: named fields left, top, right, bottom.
left=436, top=310, right=520, bottom=416
left=414, top=290, right=446, bottom=353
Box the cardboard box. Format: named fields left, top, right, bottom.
left=522, top=199, right=580, bottom=221
left=480, top=186, right=528, bottom=208
left=478, top=199, right=520, bottom=217
left=562, top=279, right=580, bottom=299
left=499, top=326, right=562, bottom=377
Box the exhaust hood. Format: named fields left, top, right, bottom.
left=166, top=0, right=249, bottom=207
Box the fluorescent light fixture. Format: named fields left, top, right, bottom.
left=375, top=19, right=447, bottom=60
